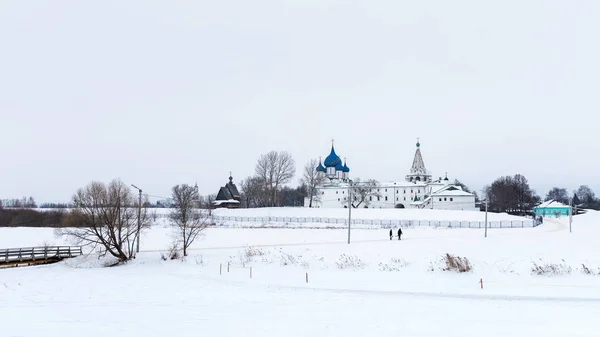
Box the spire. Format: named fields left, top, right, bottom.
left=410, top=141, right=427, bottom=175
left=228, top=171, right=233, bottom=184
left=406, top=138, right=431, bottom=183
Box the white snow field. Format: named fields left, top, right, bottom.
left=1, top=210, right=600, bottom=336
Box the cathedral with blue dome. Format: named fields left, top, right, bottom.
left=306, top=139, right=477, bottom=211
left=316, top=141, right=350, bottom=182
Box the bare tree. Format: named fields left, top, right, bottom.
left=240, top=176, right=268, bottom=208
left=545, top=187, right=569, bottom=204
left=255, top=151, right=296, bottom=206
left=345, top=178, right=381, bottom=208
left=301, top=159, right=326, bottom=207
left=55, top=179, right=150, bottom=262
left=170, top=184, right=209, bottom=257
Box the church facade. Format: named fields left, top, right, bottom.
left=304, top=140, right=478, bottom=211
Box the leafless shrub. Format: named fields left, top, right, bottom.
left=161, top=242, right=181, bottom=261
left=430, top=253, right=472, bottom=273
left=379, top=257, right=410, bottom=271
left=245, top=246, right=265, bottom=258
left=443, top=253, right=472, bottom=272
left=580, top=264, right=594, bottom=275
left=335, top=254, right=365, bottom=270
left=531, top=259, right=572, bottom=276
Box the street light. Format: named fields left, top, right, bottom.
left=347, top=179, right=353, bottom=244
left=131, top=184, right=142, bottom=253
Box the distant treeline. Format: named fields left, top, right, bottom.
left=0, top=209, right=67, bottom=227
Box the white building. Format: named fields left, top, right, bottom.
left=305, top=140, right=478, bottom=211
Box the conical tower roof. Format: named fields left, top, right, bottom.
left=409, top=140, right=427, bottom=175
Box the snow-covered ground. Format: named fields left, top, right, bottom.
left=1, top=211, right=599, bottom=336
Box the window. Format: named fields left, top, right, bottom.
left=450, top=198, right=453, bottom=202
left=385, top=196, right=388, bottom=201
left=322, top=191, right=325, bottom=194
left=396, top=197, right=398, bottom=201
left=439, top=198, right=442, bottom=202
left=342, top=191, right=344, bottom=194
left=377, top=197, right=380, bottom=201
left=336, top=191, right=338, bottom=194
left=338, top=198, right=340, bottom=201
left=411, top=190, right=413, bottom=193
left=377, top=189, right=380, bottom=192
left=404, top=197, right=406, bottom=201
left=369, top=196, right=372, bottom=201
left=444, top=197, right=447, bottom=201
left=404, top=190, right=406, bottom=194
left=385, top=189, right=387, bottom=192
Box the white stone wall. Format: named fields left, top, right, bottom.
left=305, top=184, right=476, bottom=211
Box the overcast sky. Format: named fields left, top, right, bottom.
left=1, top=1, right=599, bottom=203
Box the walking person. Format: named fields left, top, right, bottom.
left=389, top=228, right=393, bottom=240
left=397, top=227, right=403, bottom=240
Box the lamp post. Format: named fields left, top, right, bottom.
left=484, top=198, right=488, bottom=238
left=347, top=179, right=353, bottom=244
left=131, top=184, right=143, bottom=253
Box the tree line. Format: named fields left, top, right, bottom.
left=3, top=150, right=600, bottom=216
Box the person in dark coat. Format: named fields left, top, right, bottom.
left=397, top=228, right=403, bottom=240
left=389, top=229, right=393, bottom=240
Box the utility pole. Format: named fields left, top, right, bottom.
left=347, top=180, right=352, bottom=244
left=569, top=197, right=573, bottom=233
left=131, top=184, right=143, bottom=253
left=484, top=199, right=488, bottom=238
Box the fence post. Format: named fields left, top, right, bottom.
left=227, top=261, right=230, bottom=272
left=250, top=267, right=252, bottom=279
left=220, top=263, right=222, bottom=275
left=306, top=272, right=308, bottom=283
left=19, top=248, right=22, bottom=262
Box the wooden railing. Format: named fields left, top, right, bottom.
left=1, top=246, right=83, bottom=264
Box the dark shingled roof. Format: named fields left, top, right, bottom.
left=215, top=175, right=241, bottom=202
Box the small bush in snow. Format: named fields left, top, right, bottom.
left=429, top=254, right=472, bottom=273
left=443, top=254, right=472, bottom=272
left=531, top=259, right=572, bottom=276
left=279, top=252, right=297, bottom=266
left=335, top=254, right=366, bottom=270
left=579, top=264, right=600, bottom=275
left=161, top=242, right=181, bottom=261
left=378, top=258, right=410, bottom=271
left=245, top=246, right=265, bottom=258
